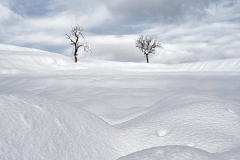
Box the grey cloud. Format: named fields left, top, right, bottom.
left=106, top=0, right=220, bottom=23
left=6, top=0, right=66, bottom=18
left=61, top=0, right=106, bottom=15
left=0, top=0, right=13, bottom=7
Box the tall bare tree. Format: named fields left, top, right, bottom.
left=65, top=25, right=91, bottom=63
left=135, top=35, right=162, bottom=63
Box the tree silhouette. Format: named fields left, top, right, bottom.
left=65, top=25, right=91, bottom=63
left=135, top=35, right=162, bottom=63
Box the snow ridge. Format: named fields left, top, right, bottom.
left=1, top=43, right=240, bottom=73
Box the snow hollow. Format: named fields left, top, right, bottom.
left=1, top=43, right=240, bottom=160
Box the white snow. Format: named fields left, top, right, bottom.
left=0, top=43, right=240, bottom=159
left=157, top=129, right=170, bottom=137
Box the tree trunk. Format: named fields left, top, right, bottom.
left=74, top=48, right=78, bottom=63
left=146, top=54, right=149, bottom=63
left=74, top=56, right=77, bottom=63
left=74, top=43, right=78, bottom=63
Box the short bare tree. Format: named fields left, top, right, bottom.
left=135, top=35, right=162, bottom=63
left=65, top=25, right=91, bottom=63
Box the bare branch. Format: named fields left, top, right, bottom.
left=65, top=33, right=76, bottom=45
left=65, top=25, right=91, bottom=63
left=135, top=35, right=162, bottom=63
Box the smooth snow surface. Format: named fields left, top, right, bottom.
left=1, top=43, right=240, bottom=159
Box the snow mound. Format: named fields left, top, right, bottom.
left=116, top=94, right=240, bottom=155
left=0, top=94, right=121, bottom=160
left=0, top=50, right=75, bottom=74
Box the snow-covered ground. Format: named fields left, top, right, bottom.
left=1, top=43, right=240, bottom=160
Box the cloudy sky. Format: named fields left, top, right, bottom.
left=0, top=0, right=239, bottom=63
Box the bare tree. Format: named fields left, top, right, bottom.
left=65, top=25, right=91, bottom=63
left=135, top=35, right=162, bottom=63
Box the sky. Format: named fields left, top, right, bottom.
left=0, top=0, right=239, bottom=63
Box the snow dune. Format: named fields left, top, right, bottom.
left=1, top=43, right=240, bottom=159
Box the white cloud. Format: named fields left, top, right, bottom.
left=151, top=50, right=196, bottom=64
left=69, top=35, right=142, bottom=62
left=141, top=8, right=240, bottom=63
left=9, top=33, right=64, bottom=46
left=0, top=3, right=22, bottom=22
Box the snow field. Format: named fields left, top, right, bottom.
left=1, top=43, right=240, bottom=159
